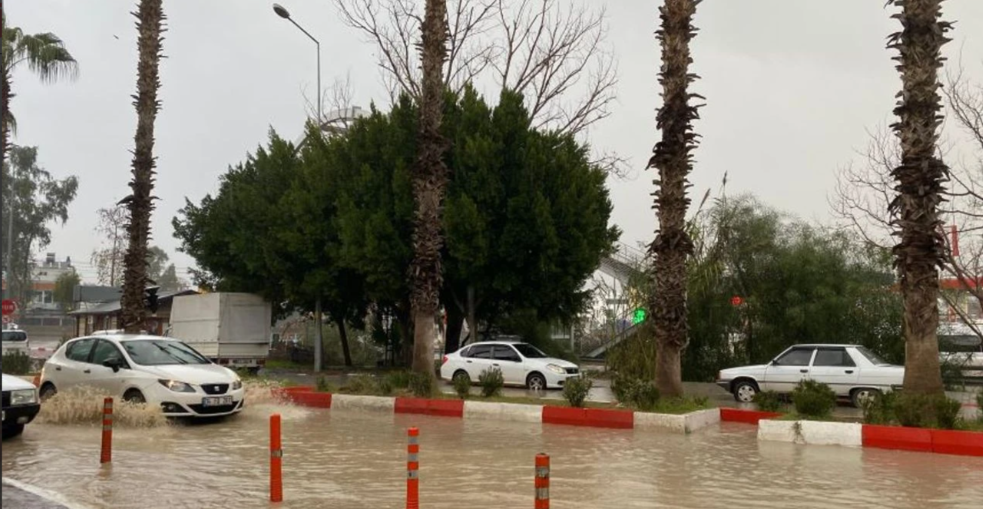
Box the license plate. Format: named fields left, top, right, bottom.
left=231, top=359, right=253, bottom=365
left=202, top=396, right=233, bottom=407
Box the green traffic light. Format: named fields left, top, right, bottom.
left=632, top=308, right=646, bottom=325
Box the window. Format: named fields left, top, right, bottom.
left=1, top=331, right=28, bottom=343
left=91, top=340, right=126, bottom=367
left=855, top=346, right=891, bottom=366
left=513, top=343, right=548, bottom=359
left=466, top=344, right=493, bottom=359
left=940, top=335, right=983, bottom=354
left=492, top=345, right=521, bottom=362
left=813, top=348, right=856, bottom=367
left=121, top=340, right=211, bottom=366
left=774, top=348, right=814, bottom=367
left=66, top=338, right=96, bottom=362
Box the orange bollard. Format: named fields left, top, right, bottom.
left=100, top=398, right=113, bottom=464
left=406, top=427, right=420, bottom=509
left=535, top=453, right=550, bottom=509
left=270, top=414, right=283, bottom=502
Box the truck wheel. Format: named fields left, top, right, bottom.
left=2, top=424, right=25, bottom=440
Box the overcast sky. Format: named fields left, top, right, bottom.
left=5, top=0, right=983, bottom=284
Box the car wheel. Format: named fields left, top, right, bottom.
left=452, top=370, right=471, bottom=385
left=123, top=390, right=146, bottom=404
left=733, top=380, right=758, bottom=403
left=851, top=388, right=880, bottom=409
left=2, top=424, right=25, bottom=440
left=39, top=383, right=57, bottom=401
left=527, top=373, right=547, bottom=391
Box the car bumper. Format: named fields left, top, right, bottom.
left=715, top=381, right=731, bottom=391
left=146, top=385, right=246, bottom=418
left=2, top=403, right=41, bottom=428
left=544, top=371, right=581, bottom=389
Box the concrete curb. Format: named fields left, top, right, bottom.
left=274, top=386, right=717, bottom=434
left=757, top=419, right=862, bottom=448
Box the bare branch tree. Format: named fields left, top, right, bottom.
left=334, top=0, right=617, bottom=139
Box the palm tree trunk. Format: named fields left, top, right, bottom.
left=648, top=0, right=701, bottom=398
left=120, top=0, right=164, bottom=333
left=1, top=71, right=11, bottom=166
left=888, top=0, right=951, bottom=396
left=409, top=0, right=449, bottom=376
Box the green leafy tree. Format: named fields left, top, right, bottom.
left=53, top=271, right=80, bottom=310
left=156, top=264, right=182, bottom=291
left=1, top=145, right=78, bottom=303
left=1, top=14, right=78, bottom=165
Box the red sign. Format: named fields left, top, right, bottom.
left=1, top=299, right=16, bottom=316
left=730, top=296, right=743, bottom=307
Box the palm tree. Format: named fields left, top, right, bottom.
left=1, top=12, right=78, bottom=165
left=409, top=0, right=449, bottom=379
left=120, top=0, right=164, bottom=333
left=648, top=0, right=701, bottom=397
left=887, top=0, right=951, bottom=396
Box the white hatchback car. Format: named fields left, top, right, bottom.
left=716, top=344, right=904, bottom=408
left=40, top=334, right=245, bottom=418
left=440, top=341, right=580, bottom=390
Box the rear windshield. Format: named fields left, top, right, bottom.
left=121, top=340, right=211, bottom=366
left=2, top=331, right=28, bottom=342
left=939, top=334, right=983, bottom=353
left=513, top=343, right=547, bottom=359
left=855, top=346, right=891, bottom=366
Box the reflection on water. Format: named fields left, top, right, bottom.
left=3, top=406, right=982, bottom=508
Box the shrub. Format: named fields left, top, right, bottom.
left=479, top=367, right=504, bottom=398
left=563, top=376, right=593, bottom=408
left=753, top=390, right=784, bottom=413
left=892, top=393, right=931, bottom=428
left=453, top=374, right=471, bottom=399
left=1, top=350, right=32, bottom=375
left=385, top=371, right=412, bottom=390
left=612, top=375, right=660, bottom=411
left=791, top=379, right=836, bottom=418
left=408, top=371, right=434, bottom=398
left=933, top=396, right=962, bottom=430
left=862, top=390, right=896, bottom=425
left=345, top=374, right=379, bottom=395
left=378, top=378, right=394, bottom=396
left=315, top=376, right=334, bottom=393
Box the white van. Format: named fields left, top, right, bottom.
left=1, top=328, right=30, bottom=357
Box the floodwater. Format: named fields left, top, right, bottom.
left=2, top=397, right=982, bottom=509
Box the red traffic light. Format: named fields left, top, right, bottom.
left=730, top=296, right=743, bottom=307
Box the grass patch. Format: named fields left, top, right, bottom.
left=264, top=359, right=312, bottom=371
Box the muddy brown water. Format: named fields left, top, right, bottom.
left=2, top=400, right=982, bottom=509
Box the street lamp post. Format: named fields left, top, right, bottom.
left=273, top=3, right=323, bottom=372
left=272, top=3, right=321, bottom=124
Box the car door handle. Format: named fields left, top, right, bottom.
left=492, top=363, right=500, bottom=367
left=466, top=360, right=473, bottom=364
left=845, top=370, right=854, bottom=374
left=55, top=367, right=61, bottom=371
left=799, top=369, right=808, bottom=373
left=83, top=369, right=91, bottom=374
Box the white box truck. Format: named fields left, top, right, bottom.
left=168, top=293, right=272, bottom=372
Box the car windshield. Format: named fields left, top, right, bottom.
left=2, top=331, right=28, bottom=342
left=512, top=343, right=547, bottom=359
left=121, top=340, right=211, bottom=366
left=855, top=346, right=891, bottom=366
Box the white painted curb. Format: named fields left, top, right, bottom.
left=330, top=394, right=396, bottom=412
left=758, top=419, right=862, bottom=448
left=464, top=401, right=543, bottom=423
left=683, top=408, right=721, bottom=433
left=632, top=409, right=719, bottom=434
left=2, top=477, right=95, bottom=509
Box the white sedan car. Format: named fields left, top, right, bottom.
left=40, top=334, right=245, bottom=418
left=716, top=344, right=903, bottom=408
left=2, top=372, right=40, bottom=439
left=440, top=341, right=580, bottom=390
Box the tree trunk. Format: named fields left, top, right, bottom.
left=466, top=285, right=476, bottom=344
left=648, top=0, right=700, bottom=398
left=336, top=317, right=353, bottom=367
left=888, top=0, right=949, bottom=396
left=1, top=71, right=11, bottom=167
left=444, top=302, right=465, bottom=353
left=314, top=298, right=323, bottom=372
left=120, top=0, right=163, bottom=333
left=408, top=0, right=449, bottom=376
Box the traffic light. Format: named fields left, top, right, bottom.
left=145, top=286, right=160, bottom=314
left=631, top=308, right=646, bottom=325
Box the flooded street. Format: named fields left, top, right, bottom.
left=3, top=397, right=982, bottom=509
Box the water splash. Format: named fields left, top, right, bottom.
left=36, top=386, right=169, bottom=428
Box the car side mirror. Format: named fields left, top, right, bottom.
left=103, top=359, right=122, bottom=373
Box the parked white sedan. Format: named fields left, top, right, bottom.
left=440, top=341, right=580, bottom=390
left=40, top=334, right=245, bottom=418
left=716, top=344, right=903, bottom=408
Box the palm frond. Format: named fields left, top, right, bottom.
left=18, top=33, right=78, bottom=83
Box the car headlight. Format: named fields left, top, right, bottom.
left=11, top=389, right=38, bottom=405
left=232, top=378, right=243, bottom=391
left=546, top=364, right=566, bottom=375
left=158, top=379, right=196, bottom=393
